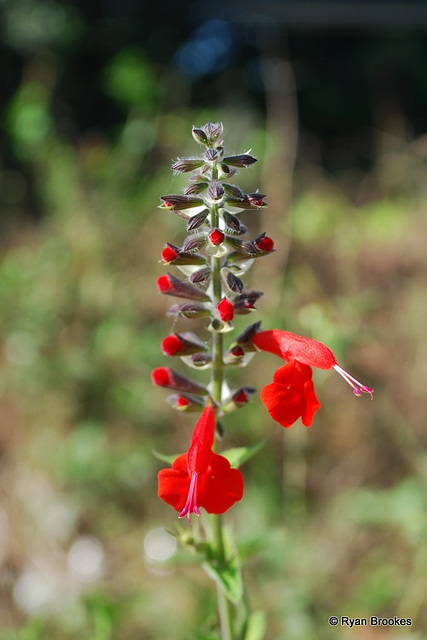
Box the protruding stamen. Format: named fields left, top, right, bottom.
left=179, top=472, right=200, bottom=522
left=333, top=365, right=374, bottom=399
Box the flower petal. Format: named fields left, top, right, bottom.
left=260, top=361, right=321, bottom=428
left=252, top=330, right=336, bottom=370
left=200, top=453, right=244, bottom=514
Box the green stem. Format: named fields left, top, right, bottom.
left=209, top=178, right=237, bottom=640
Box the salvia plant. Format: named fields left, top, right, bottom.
left=152, top=122, right=374, bottom=640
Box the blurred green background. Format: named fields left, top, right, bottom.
left=1, top=1, right=427, bottom=638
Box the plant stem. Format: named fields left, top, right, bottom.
left=209, top=192, right=237, bottom=640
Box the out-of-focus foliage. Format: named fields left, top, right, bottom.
left=1, top=1, right=427, bottom=638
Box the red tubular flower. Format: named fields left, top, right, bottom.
left=158, top=406, right=244, bottom=521
left=251, top=329, right=374, bottom=428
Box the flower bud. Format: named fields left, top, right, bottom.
left=152, top=367, right=208, bottom=395
left=167, top=303, right=210, bottom=319
left=233, top=289, right=263, bottom=314
left=189, top=266, right=211, bottom=286
left=187, top=209, right=209, bottom=231
left=167, top=393, right=205, bottom=412
left=222, top=387, right=257, bottom=412
left=183, top=182, right=208, bottom=196
left=171, top=157, right=205, bottom=173
left=225, top=237, right=257, bottom=256
left=223, top=183, right=244, bottom=199
left=192, top=127, right=209, bottom=145
left=157, top=273, right=210, bottom=302
left=217, top=298, right=234, bottom=322
left=254, top=233, right=274, bottom=252
left=204, top=148, right=219, bottom=163
left=219, top=164, right=237, bottom=177
left=207, top=181, right=224, bottom=200
left=222, top=153, right=257, bottom=168
left=160, top=195, right=204, bottom=211
left=223, top=211, right=247, bottom=235
left=234, top=321, right=262, bottom=349
left=161, top=332, right=207, bottom=356
left=225, top=193, right=267, bottom=210
left=161, top=244, right=179, bottom=263
left=189, top=352, right=212, bottom=367
left=181, top=234, right=207, bottom=253
left=223, top=269, right=244, bottom=294
left=209, top=228, right=225, bottom=246
left=203, top=122, right=224, bottom=146
left=161, top=243, right=205, bottom=266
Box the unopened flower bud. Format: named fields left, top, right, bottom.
left=207, top=181, right=224, bottom=200
left=254, top=233, right=274, bottom=252
left=217, top=298, right=234, bottom=322
left=204, top=122, right=224, bottom=145
left=167, top=303, right=210, bottom=319
left=209, top=228, right=225, bottom=246
left=160, top=195, right=204, bottom=211
left=204, top=148, right=219, bottom=163
left=189, top=352, right=212, bottom=367
left=219, top=164, right=237, bottom=177
left=161, top=332, right=207, bottom=356
left=157, top=273, right=210, bottom=301
left=161, top=244, right=179, bottom=263
left=181, top=234, right=207, bottom=252
left=161, top=243, right=205, bottom=266
left=183, top=182, right=208, bottom=196
left=223, top=269, right=244, bottom=294
left=189, top=266, right=211, bottom=286
left=233, top=289, right=263, bottom=314
left=225, top=193, right=267, bottom=210
left=222, top=153, right=257, bottom=168
left=247, top=192, right=267, bottom=208
left=187, top=209, right=209, bottom=231
left=223, top=211, right=247, bottom=235
left=171, top=157, right=205, bottom=173
left=225, top=237, right=257, bottom=256
left=152, top=367, right=208, bottom=395
left=223, top=183, right=244, bottom=199
left=167, top=393, right=205, bottom=412
left=222, top=386, right=257, bottom=412
left=192, top=127, right=209, bottom=145
left=235, top=321, right=262, bottom=349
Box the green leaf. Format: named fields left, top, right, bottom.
left=221, top=440, right=267, bottom=468
left=203, top=554, right=243, bottom=604
left=244, top=611, right=267, bottom=640
left=152, top=450, right=180, bottom=465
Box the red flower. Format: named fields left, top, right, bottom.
left=157, top=406, right=244, bottom=521
left=251, top=329, right=374, bottom=428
